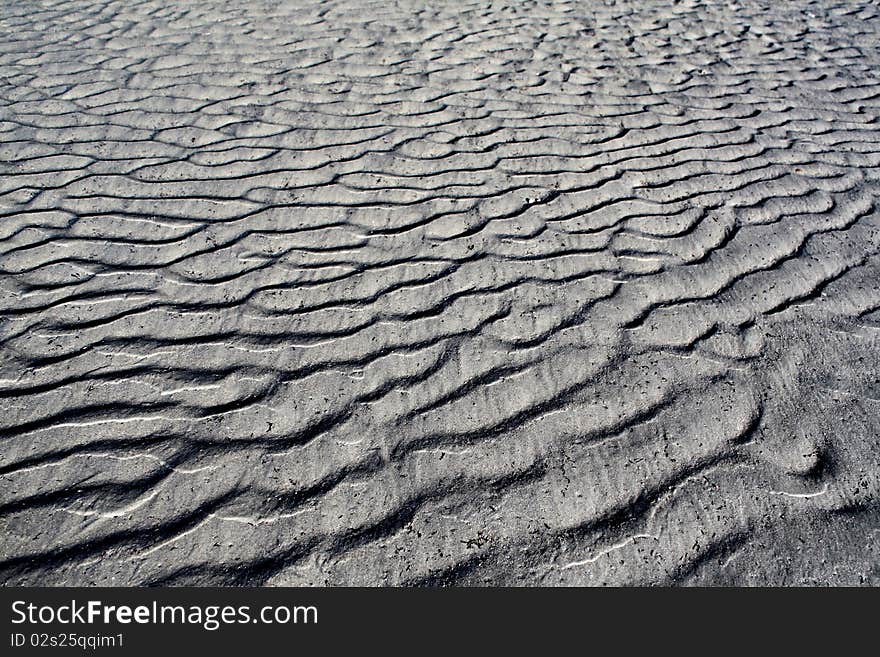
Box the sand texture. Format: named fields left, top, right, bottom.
left=2, top=0, right=880, bottom=586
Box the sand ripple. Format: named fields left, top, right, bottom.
left=2, top=0, right=880, bottom=585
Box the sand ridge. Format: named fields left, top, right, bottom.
left=1, top=0, right=880, bottom=585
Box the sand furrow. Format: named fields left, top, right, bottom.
left=2, top=0, right=880, bottom=585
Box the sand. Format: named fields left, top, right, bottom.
left=1, top=0, right=879, bottom=586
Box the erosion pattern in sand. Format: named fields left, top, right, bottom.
left=2, top=0, right=880, bottom=586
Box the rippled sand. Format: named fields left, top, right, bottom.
left=2, top=0, right=879, bottom=585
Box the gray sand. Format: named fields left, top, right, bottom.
left=1, top=0, right=879, bottom=585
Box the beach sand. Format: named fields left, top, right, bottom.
left=1, top=0, right=879, bottom=585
